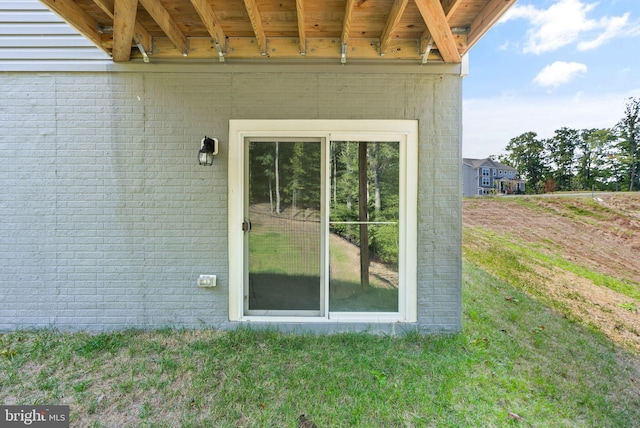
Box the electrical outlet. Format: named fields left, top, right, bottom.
left=197, top=275, right=217, bottom=288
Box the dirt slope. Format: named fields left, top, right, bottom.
left=463, top=192, right=640, bottom=352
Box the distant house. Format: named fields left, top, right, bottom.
left=463, top=158, right=525, bottom=197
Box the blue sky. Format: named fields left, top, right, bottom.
left=463, top=0, right=640, bottom=158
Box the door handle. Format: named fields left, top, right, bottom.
left=242, top=220, right=251, bottom=232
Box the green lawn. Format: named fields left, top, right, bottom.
left=1, top=262, right=639, bottom=427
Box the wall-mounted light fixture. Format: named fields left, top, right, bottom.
left=198, top=136, right=218, bottom=166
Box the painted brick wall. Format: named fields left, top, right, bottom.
left=0, top=69, right=462, bottom=332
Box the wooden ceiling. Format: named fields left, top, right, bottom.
left=40, top=0, right=516, bottom=64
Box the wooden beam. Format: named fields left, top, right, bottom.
left=190, top=0, right=225, bottom=45
left=341, top=0, right=356, bottom=62
left=420, top=0, right=462, bottom=57
left=40, top=0, right=110, bottom=56
left=92, top=0, right=152, bottom=55
left=242, top=0, right=267, bottom=55
left=380, top=0, right=408, bottom=55
left=139, top=0, right=187, bottom=54
left=112, top=0, right=138, bottom=62
left=144, top=37, right=444, bottom=61
left=467, top=0, right=517, bottom=49
left=295, top=0, right=306, bottom=54
left=341, top=0, right=356, bottom=45
left=414, top=0, right=461, bottom=63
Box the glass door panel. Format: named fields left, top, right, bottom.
left=329, top=141, right=400, bottom=312
left=246, top=140, right=322, bottom=315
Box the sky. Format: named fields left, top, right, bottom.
left=462, top=0, right=640, bottom=159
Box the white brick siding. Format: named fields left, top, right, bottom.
left=0, top=69, right=462, bottom=332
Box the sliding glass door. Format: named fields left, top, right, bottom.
left=328, top=141, right=399, bottom=312
left=245, top=139, right=323, bottom=316
left=228, top=120, right=417, bottom=322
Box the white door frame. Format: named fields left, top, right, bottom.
left=228, top=119, right=418, bottom=323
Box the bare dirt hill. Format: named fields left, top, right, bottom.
left=463, top=192, right=640, bottom=352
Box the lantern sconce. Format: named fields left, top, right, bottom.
left=198, top=136, right=218, bottom=166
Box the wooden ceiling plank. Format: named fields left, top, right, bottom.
left=138, top=0, right=188, bottom=54
left=441, top=0, right=464, bottom=18
left=40, top=0, right=110, bottom=55
left=414, top=0, right=461, bottom=63
left=92, top=0, right=152, bottom=53
left=467, top=0, right=517, bottom=49
left=112, top=0, right=138, bottom=62
left=295, top=0, right=306, bottom=54
left=93, top=0, right=115, bottom=17
left=191, top=0, right=226, bottom=45
left=242, top=0, right=267, bottom=55
left=380, top=0, right=409, bottom=55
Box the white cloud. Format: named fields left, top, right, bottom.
left=577, top=13, right=630, bottom=50
left=501, top=0, right=633, bottom=54
left=498, top=41, right=511, bottom=51
left=533, top=61, right=587, bottom=88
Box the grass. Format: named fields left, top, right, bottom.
left=505, top=195, right=620, bottom=222
left=2, top=264, right=639, bottom=427
left=463, top=226, right=640, bottom=302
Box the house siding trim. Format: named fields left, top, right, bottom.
left=0, top=0, right=111, bottom=69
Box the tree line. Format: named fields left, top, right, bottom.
left=497, top=97, right=640, bottom=193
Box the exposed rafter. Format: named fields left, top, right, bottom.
left=39, top=0, right=515, bottom=64
left=420, top=0, right=463, bottom=61
left=341, top=0, right=355, bottom=46
left=112, top=0, right=138, bottom=62
left=340, top=0, right=356, bottom=63
left=467, top=0, right=517, bottom=49
left=139, top=0, right=188, bottom=55
left=415, top=0, right=461, bottom=63
left=190, top=0, right=225, bottom=46
left=242, top=0, right=267, bottom=55
left=380, top=0, right=409, bottom=55
left=40, top=0, right=109, bottom=56
left=92, top=0, right=152, bottom=56
left=295, top=0, right=306, bottom=55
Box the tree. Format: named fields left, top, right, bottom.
left=577, top=128, right=614, bottom=191
left=615, top=97, right=640, bottom=191
left=359, top=142, right=370, bottom=289
left=254, top=148, right=275, bottom=212
left=289, top=142, right=321, bottom=211
left=600, top=150, right=625, bottom=191
left=547, top=127, right=579, bottom=191
left=504, top=132, right=548, bottom=193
